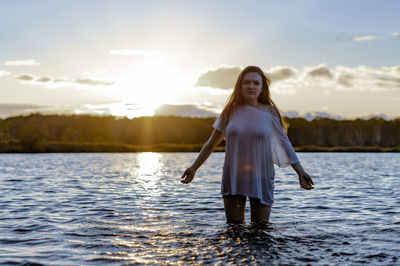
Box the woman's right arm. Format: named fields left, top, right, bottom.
left=180, top=129, right=223, bottom=184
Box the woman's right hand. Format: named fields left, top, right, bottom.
left=181, top=167, right=196, bottom=184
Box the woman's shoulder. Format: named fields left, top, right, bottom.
left=263, top=105, right=281, bottom=119
left=258, top=104, right=278, bottom=115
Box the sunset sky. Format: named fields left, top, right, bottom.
left=1, top=0, right=399, bottom=119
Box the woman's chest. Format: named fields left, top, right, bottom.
left=226, top=109, right=272, bottom=138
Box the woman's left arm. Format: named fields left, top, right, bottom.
left=291, top=162, right=314, bottom=190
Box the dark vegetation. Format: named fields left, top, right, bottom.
left=0, top=113, right=399, bottom=152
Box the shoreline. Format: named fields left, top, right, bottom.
left=0, top=141, right=399, bottom=153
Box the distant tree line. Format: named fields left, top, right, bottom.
left=0, top=113, right=399, bottom=152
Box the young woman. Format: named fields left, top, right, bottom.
left=180, top=65, right=314, bottom=223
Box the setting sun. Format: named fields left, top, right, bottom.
left=109, top=58, right=191, bottom=116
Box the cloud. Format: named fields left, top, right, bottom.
left=352, top=35, right=380, bottom=42
left=195, top=65, right=242, bottom=90
left=74, top=102, right=141, bottom=117
left=332, top=65, right=400, bottom=92
left=0, top=102, right=142, bottom=119
left=2, top=102, right=215, bottom=119
left=54, top=77, right=70, bottom=83
left=363, top=113, right=394, bottom=120
left=13, top=73, right=114, bottom=87
left=154, top=104, right=217, bottom=117
left=4, top=59, right=40, bottom=66
left=15, top=73, right=35, bottom=81
left=373, top=75, right=400, bottom=89
left=374, top=75, right=400, bottom=83
left=391, top=32, right=400, bottom=37
left=36, top=76, right=52, bottom=83
left=307, top=64, right=333, bottom=79
left=1, top=102, right=395, bottom=120
left=0, top=103, right=46, bottom=118
left=75, top=78, right=114, bottom=86
left=281, top=110, right=300, bottom=118
left=0, top=70, right=11, bottom=77
left=381, top=65, right=400, bottom=75
left=109, top=49, right=161, bottom=56
left=303, top=111, right=346, bottom=121
left=267, top=66, right=297, bottom=82
left=337, top=73, right=354, bottom=87
left=196, top=64, right=400, bottom=95
left=195, top=65, right=299, bottom=95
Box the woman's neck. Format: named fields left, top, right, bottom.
left=243, top=100, right=259, bottom=107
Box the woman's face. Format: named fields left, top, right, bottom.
left=241, top=72, right=263, bottom=103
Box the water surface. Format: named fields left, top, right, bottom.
left=1, top=153, right=399, bottom=264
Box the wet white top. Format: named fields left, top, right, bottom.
left=212, top=104, right=299, bottom=206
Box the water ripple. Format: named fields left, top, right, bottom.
left=0, top=152, right=399, bottom=264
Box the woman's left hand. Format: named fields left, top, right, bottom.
left=298, top=171, right=314, bottom=190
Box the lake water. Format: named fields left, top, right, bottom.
left=0, top=152, right=399, bottom=265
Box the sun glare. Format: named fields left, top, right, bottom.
left=135, top=152, right=163, bottom=195
left=113, top=58, right=189, bottom=116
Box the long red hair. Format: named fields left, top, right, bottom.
left=219, top=65, right=288, bottom=132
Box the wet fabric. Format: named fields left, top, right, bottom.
left=212, top=104, right=299, bottom=206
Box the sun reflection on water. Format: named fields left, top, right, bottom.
left=134, top=152, right=163, bottom=194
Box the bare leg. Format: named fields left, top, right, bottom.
left=223, top=195, right=246, bottom=223
left=249, top=197, right=271, bottom=223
